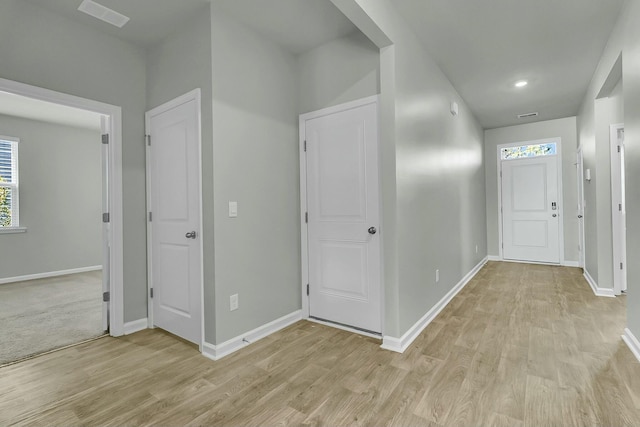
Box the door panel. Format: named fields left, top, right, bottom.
left=148, top=97, right=201, bottom=345
left=305, top=101, right=381, bottom=333
left=502, top=156, right=560, bottom=263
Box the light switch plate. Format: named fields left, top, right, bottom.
left=229, top=201, right=238, bottom=217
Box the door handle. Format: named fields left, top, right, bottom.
left=578, top=215, right=583, bottom=218
left=552, top=214, right=557, bottom=218
left=368, top=227, right=377, bottom=235
left=185, top=231, right=197, bottom=239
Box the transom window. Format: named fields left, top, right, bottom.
left=0, top=136, right=19, bottom=227
left=500, top=142, right=557, bottom=160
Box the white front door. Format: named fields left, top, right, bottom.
left=303, top=98, right=382, bottom=334
left=502, top=154, right=561, bottom=264
left=146, top=91, right=202, bottom=345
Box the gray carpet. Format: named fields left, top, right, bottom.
left=0, top=270, right=105, bottom=365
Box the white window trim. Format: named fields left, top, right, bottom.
left=0, top=135, right=19, bottom=228
left=0, top=227, right=27, bottom=234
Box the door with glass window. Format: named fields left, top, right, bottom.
left=500, top=141, right=561, bottom=264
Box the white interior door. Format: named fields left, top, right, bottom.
left=611, top=124, right=626, bottom=294
left=303, top=98, right=381, bottom=334
left=502, top=155, right=560, bottom=263
left=147, top=92, right=202, bottom=345
left=576, top=148, right=586, bottom=269
left=100, top=116, right=110, bottom=332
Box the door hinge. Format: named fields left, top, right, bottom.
left=148, top=212, right=152, bottom=222
left=306, top=284, right=309, bottom=296
left=619, top=203, right=623, bottom=212
left=618, top=145, right=621, bottom=153
left=102, top=212, right=110, bottom=223
left=102, top=134, right=109, bottom=145
left=146, top=134, right=151, bottom=146
left=621, top=262, right=624, bottom=270
left=305, top=212, right=308, bottom=223
left=103, top=291, right=110, bottom=302
left=501, top=242, right=504, bottom=248
left=150, top=288, right=154, bottom=298
left=304, top=140, right=307, bottom=152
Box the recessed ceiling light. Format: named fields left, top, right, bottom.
left=515, top=80, right=528, bottom=88
left=78, top=0, right=130, bottom=28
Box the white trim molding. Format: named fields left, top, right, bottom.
left=0, top=227, right=27, bottom=234
left=487, top=255, right=501, bottom=261
left=583, top=269, right=616, bottom=298
left=622, top=328, right=640, bottom=363
left=381, top=257, right=488, bottom=353
left=124, top=318, right=148, bottom=335
left=0, top=265, right=102, bottom=285
left=202, top=310, right=302, bottom=361
left=562, top=261, right=580, bottom=268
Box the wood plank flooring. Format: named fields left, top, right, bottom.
left=1, top=262, right=640, bottom=426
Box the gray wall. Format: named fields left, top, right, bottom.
left=297, top=31, right=380, bottom=113
left=0, top=0, right=147, bottom=322
left=578, top=0, right=640, bottom=338
left=211, top=8, right=301, bottom=343
left=0, top=115, right=102, bottom=279
left=484, top=117, right=579, bottom=263
left=145, top=7, right=216, bottom=342
left=332, top=0, right=487, bottom=338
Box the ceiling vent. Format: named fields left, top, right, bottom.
left=517, top=112, right=539, bottom=119
left=78, top=0, right=130, bottom=28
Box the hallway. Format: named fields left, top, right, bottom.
left=1, top=262, right=638, bottom=426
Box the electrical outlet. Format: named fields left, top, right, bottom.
left=435, top=269, right=440, bottom=283
left=230, top=294, right=238, bottom=311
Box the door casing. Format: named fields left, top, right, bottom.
left=610, top=123, right=626, bottom=294
left=299, top=95, right=384, bottom=337
left=0, top=77, right=125, bottom=336
left=497, top=138, right=565, bottom=265
left=145, top=89, right=205, bottom=350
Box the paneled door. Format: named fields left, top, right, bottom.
left=302, top=97, right=381, bottom=333
left=501, top=152, right=560, bottom=264
left=146, top=90, right=202, bottom=345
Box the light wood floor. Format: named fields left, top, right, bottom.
left=1, top=262, right=639, bottom=426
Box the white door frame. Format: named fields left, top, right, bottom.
left=610, top=123, right=626, bottom=294
left=497, top=137, right=565, bottom=264
left=299, top=95, right=384, bottom=337
left=576, top=146, right=586, bottom=269
left=145, top=89, right=205, bottom=350
left=0, top=77, right=125, bottom=336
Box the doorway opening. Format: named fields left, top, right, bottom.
left=0, top=77, right=124, bottom=366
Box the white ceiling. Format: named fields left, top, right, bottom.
left=24, top=0, right=211, bottom=48
left=213, top=0, right=357, bottom=55
left=0, top=91, right=102, bottom=131
left=393, top=0, right=626, bottom=129
left=21, top=0, right=626, bottom=130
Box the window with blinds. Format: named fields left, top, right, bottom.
left=0, top=136, right=19, bottom=227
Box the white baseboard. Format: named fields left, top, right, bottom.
left=622, top=328, right=640, bottom=363
left=562, top=260, right=580, bottom=267
left=381, top=257, right=488, bottom=353
left=487, top=255, right=501, bottom=261
left=583, top=269, right=616, bottom=298
left=0, top=265, right=103, bottom=285
left=123, top=318, right=148, bottom=335
left=202, top=310, right=302, bottom=361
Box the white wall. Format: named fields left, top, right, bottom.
left=577, top=0, right=640, bottom=340
left=484, top=117, right=578, bottom=263
left=297, top=31, right=379, bottom=113
left=211, top=8, right=301, bottom=343
left=0, top=0, right=147, bottom=322
left=331, top=0, right=487, bottom=338
left=0, top=115, right=102, bottom=279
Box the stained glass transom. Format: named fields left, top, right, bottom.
left=501, top=143, right=557, bottom=160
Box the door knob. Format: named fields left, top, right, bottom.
left=185, top=231, right=197, bottom=239
left=578, top=215, right=583, bottom=218
left=552, top=214, right=557, bottom=218
left=368, top=227, right=377, bottom=235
